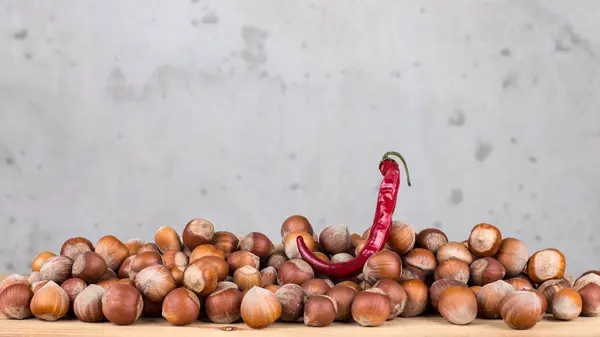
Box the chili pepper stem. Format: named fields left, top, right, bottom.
left=381, top=151, right=411, bottom=187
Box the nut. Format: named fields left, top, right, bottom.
left=127, top=251, right=163, bottom=279
left=183, top=259, right=218, bottom=296
left=72, top=252, right=108, bottom=284
left=469, top=257, right=506, bottom=286
left=135, top=265, right=177, bottom=302
left=30, top=281, right=70, bottom=321
left=170, top=267, right=184, bottom=287
left=97, top=268, right=117, bottom=282
left=95, top=279, right=119, bottom=291
left=301, top=279, right=331, bottom=299
left=354, top=239, right=367, bottom=256
left=266, top=253, right=288, bottom=271
left=154, top=226, right=182, bottom=253
left=137, top=243, right=160, bottom=254
left=234, top=266, right=262, bottom=291
left=190, top=244, right=225, bottom=262
left=199, top=256, right=229, bottom=282
left=265, top=285, right=280, bottom=293
left=373, top=279, right=406, bottom=319
left=538, top=279, right=571, bottom=312
left=227, top=251, right=260, bottom=272
left=351, top=288, right=390, bottom=327
left=40, top=256, right=74, bottom=284
left=124, top=239, right=144, bottom=256
left=101, top=284, right=143, bottom=325
left=281, top=215, right=313, bottom=238
left=527, top=248, right=566, bottom=284
left=467, top=223, right=502, bottom=257
left=161, top=287, right=200, bottom=325
left=325, top=284, right=356, bottom=321
left=434, top=258, right=470, bottom=284
left=162, top=250, right=189, bottom=270
left=552, top=288, right=582, bottom=320
left=504, top=277, right=533, bottom=290
left=275, top=283, right=305, bottom=322
left=241, top=286, right=282, bottom=329
left=470, top=286, right=481, bottom=296
left=73, top=284, right=106, bottom=322
left=362, top=250, right=402, bottom=283
left=304, top=295, right=337, bottom=327
left=521, top=288, right=548, bottom=320
left=360, top=280, right=372, bottom=290
left=182, top=218, right=215, bottom=250
left=351, top=233, right=362, bottom=247
left=31, top=252, right=56, bottom=272
left=399, top=279, right=428, bottom=317
left=438, top=286, right=477, bottom=325
left=60, top=278, right=87, bottom=308
left=404, top=248, right=437, bottom=276
left=574, top=273, right=600, bottom=291
left=437, top=242, right=473, bottom=265
left=239, top=232, right=274, bottom=258
left=95, top=235, right=129, bottom=271
left=0, top=283, right=34, bottom=319
left=205, top=282, right=242, bottom=323
left=579, top=283, right=600, bottom=316
left=500, top=291, right=542, bottom=330
left=429, top=278, right=467, bottom=311
left=283, top=231, right=316, bottom=260
left=400, top=265, right=426, bottom=283
left=28, top=272, right=42, bottom=285
left=260, top=267, right=278, bottom=287
left=277, top=259, right=314, bottom=285
left=0, top=274, right=29, bottom=294
left=495, top=238, right=528, bottom=277
left=31, top=281, right=50, bottom=293
left=60, top=237, right=94, bottom=260
left=319, top=224, right=352, bottom=255
left=387, top=221, right=416, bottom=255
left=476, top=280, right=515, bottom=319
left=212, top=231, right=239, bottom=258
left=337, top=281, right=362, bottom=292
left=118, top=255, right=135, bottom=279
left=330, top=253, right=353, bottom=263
left=415, top=228, right=448, bottom=254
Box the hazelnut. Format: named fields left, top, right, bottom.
left=118, top=255, right=135, bottom=279
left=429, top=278, right=467, bottom=311
left=95, top=235, right=129, bottom=271
left=476, top=280, right=515, bottom=319
left=527, top=248, right=566, bottom=284
left=500, top=291, right=542, bottom=330
left=265, top=285, right=280, bottom=293
left=190, top=244, right=225, bottom=262
left=277, top=259, right=314, bottom=285
left=438, top=286, right=477, bottom=325
left=360, top=280, right=372, bottom=290
left=161, top=287, right=200, bottom=325
left=227, top=251, right=260, bottom=272
left=281, top=215, right=313, bottom=238
left=127, top=251, right=163, bottom=279
left=552, top=288, right=582, bottom=320
left=329, top=253, right=351, bottom=263
left=351, top=288, right=390, bottom=326
left=170, top=267, right=184, bottom=287
left=137, top=243, right=160, bottom=254
left=205, top=282, right=242, bottom=323
left=234, top=266, right=262, bottom=291
left=319, top=224, right=352, bottom=255
left=301, top=279, right=331, bottom=299
left=521, top=288, right=548, bottom=319
left=470, top=286, right=481, bottom=296
left=415, top=228, right=448, bottom=254
left=60, top=237, right=94, bottom=260
left=260, top=267, right=278, bottom=287
left=400, top=265, right=426, bottom=283
left=467, top=223, right=502, bottom=257
left=30, top=281, right=70, bottom=321
left=272, top=243, right=284, bottom=255
left=538, top=279, right=571, bottom=312
left=563, top=272, right=574, bottom=287
left=354, top=239, right=367, bottom=256
left=266, top=253, right=288, bottom=271
left=31, top=252, right=56, bottom=272
left=574, top=272, right=600, bottom=291
left=434, top=258, right=470, bottom=284
left=72, top=251, right=108, bottom=284
left=0, top=274, right=29, bottom=294
left=350, top=233, right=362, bottom=247
left=469, top=257, right=506, bottom=286
left=304, top=295, right=337, bottom=327
left=134, top=265, right=176, bottom=302
left=95, top=279, right=119, bottom=291
left=437, top=242, right=473, bottom=265
left=404, top=248, right=437, bottom=276
left=275, top=283, right=305, bottom=322
left=0, top=283, right=34, bottom=319
left=241, top=286, right=282, bottom=329
left=505, top=277, right=533, bottom=290
left=98, top=268, right=117, bottom=282
left=387, top=221, right=416, bottom=255
left=373, top=279, right=406, bottom=319
left=60, top=278, right=87, bottom=308
left=362, top=250, right=402, bottom=283
left=183, top=259, right=218, bottom=296
left=495, top=238, right=528, bottom=277
left=124, top=239, right=144, bottom=256
left=325, top=284, right=356, bottom=321
left=40, top=256, right=74, bottom=284
left=73, top=284, right=105, bottom=322
left=283, top=231, right=316, bottom=260
left=199, top=256, right=229, bottom=282
left=182, top=218, right=215, bottom=250
left=210, top=231, right=238, bottom=257
left=31, top=281, right=50, bottom=293
left=28, top=272, right=42, bottom=285
left=162, top=250, right=189, bottom=270
left=579, top=283, right=600, bottom=316
left=399, top=279, right=428, bottom=317
left=239, top=232, right=274, bottom=258
left=337, top=281, right=362, bottom=292
left=118, top=278, right=135, bottom=287
left=154, top=226, right=182, bottom=253
left=101, top=284, right=143, bottom=325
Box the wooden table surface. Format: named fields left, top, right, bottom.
left=2, top=275, right=600, bottom=336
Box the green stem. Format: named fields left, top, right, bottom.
left=381, top=151, right=412, bottom=187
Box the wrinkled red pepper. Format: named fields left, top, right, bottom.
left=296, top=151, right=411, bottom=279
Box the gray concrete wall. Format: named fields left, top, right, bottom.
left=1, top=0, right=599, bottom=277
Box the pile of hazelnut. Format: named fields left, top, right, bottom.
left=0, top=216, right=599, bottom=330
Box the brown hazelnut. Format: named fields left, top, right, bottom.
left=387, top=221, right=416, bottom=256
left=301, top=279, right=331, bottom=299
left=574, top=272, right=600, bottom=291
left=325, top=284, right=356, bottom=321
left=467, top=223, right=502, bottom=257
left=437, top=242, right=473, bottom=265
left=30, top=281, right=70, bottom=321
left=205, top=282, right=242, bottom=323
left=319, top=224, right=352, bottom=255
left=27, top=272, right=42, bottom=286
left=265, top=285, right=280, bottom=293
left=354, top=239, right=367, bottom=256
left=161, top=287, right=200, bottom=325
left=154, top=226, right=182, bottom=253
left=552, top=288, right=582, bottom=320
left=469, top=257, right=506, bottom=286
left=404, top=248, right=437, bottom=276
left=438, top=286, right=478, bottom=325
left=521, top=288, right=547, bottom=320
left=60, top=278, right=87, bottom=309
left=124, top=239, right=144, bottom=256
left=0, top=283, right=34, bottom=319
left=101, top=284, right=143, bottom=325
left=60, top=237, right=94, bottom=260
left=211, top=231, right=239, bottom=258
left=134, top=264, right=176, bottom=302
left=283, top=231, right=316, bottom=260
left=266, top=253, right=288, bottom=271
left=500, top=291, right=542, bottom=330
left=304, top=294, right=337, bottom=327
left=183, top=259, right=218, bottom=296
left=281, top=215, right=313, bottom=238
left=538, top=279, right=571, bottom=312
left=31, top=281, right=50, bottom=293
left=495, top=238, right=528, bottom=277
left=360, top=280, right=372, bottom=290
left=329, top=253, right=351, bottom=263
left=118, top=278, right=135, bottom=287
left=127, top=251, right=163, bottom=280
left=31, top=252, right=56, bottom=272
left=40, top=256, right=74, bottom=284
left=400, top=265, right=426, bottom=283
left=527, top=248, right=566, bottom=284
left=239, top=232, right=274, bottom=258
left=0, top=274, right=29, bottom=294
left=373, top=279, right=406, bottom=319
left=95, top=235, right=129, bottom=271
left=351, top=288, right=390, bottom=326
left=227, top=251, right=260, bottom=272
left=579, top=283, right=600, bottom=316
left=73, top=284, right=105, bottom=322
left=350, top=233, right=362, bottom=247
left=415, top=228, right=448, bottom=254
left=118, top=255, right=135, bottom=279
left=399, top=279, right=428, bottom=317
left=170, top=267, right=184, bottom=287
left=434, top=258, right=470, bottom=284
left=470, top=286, right=482, bottom=296
left=337, top=281, right=362, bottom=292
left=198, top=256, right=229, bottom=282
left=241, top=286, right=282, bottom=329
left=162, top=250, right=189, bottom=270
left=362, top=250, right=402, bottom=283
left=190, top=244, right=226, bottom=262
left=182, top=218, right=214, bottom=250
left=137, top=243, right=160, bottom=254
left=476, top=280, right=515, bottom=319
left=275, top=283, right=305, bottom=322
left=429, top=278, right=467, bottom=311
left=72, top=252, right=108, bottom=284
left=505, top=277, right=533, bottom=290
left=277, top=259, right=314, bottom=285
left=260, top=266, right=278, bottom=287
left=234, top=266, right=262, bottom=291
left=95, top=279, right=119, bottom=291
left=97, top=268, right=117, bottom=282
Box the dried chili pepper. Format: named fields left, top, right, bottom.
left=296, top=151, right=411, bottom=279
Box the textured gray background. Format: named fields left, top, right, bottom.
left=1, top=1, right=599, bottom=277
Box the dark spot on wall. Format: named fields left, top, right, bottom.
left=289, top=153, right=297, bottom=161
left=413, top=61, right=421, bottom=68
left=259, top=71, right=268, bottom=78
left=325, top=72, right=331, bottom=79
left=28, top=194, right=36, bottom=201
left=530, top=192, right=537, bottom=199
left=474, top=141, right=494, bottom=162
left=25, top=53, right=32, bottom=59
left=488, top=209, right=494, bottom=215
left=301, top=41, right=307, bottom=49
left=13, top=29, right=28, bottom=40
left=240, top=26, right=269, bottom=69
left=534, top=235, right=541, bottom=242
left=518, top=184, right=524, bottom=191
left=525, top=23, right=534, bottom=31
left=191, top=0, right=199, bottom=3
left=93, top=222, right=99, bottom=229
left=190, top=19, right=199, bottom=27
left=529, top=156, right=538, bottom=163
left=340, top=69, right=346, bottom=75
left=289, top=183, right=300, bottom=191
left=117, top=133, right=123, bottom=140
left=523, top=213, right=531, bottom=220
left=20, top=150, right=26, bottom=156
left=201, top=11, right=219, bottom=24
left=8, top=216, right=16, bottom=224
left=588, top=235, right=593, bottom=243
left=236, top=174, right=242, bottom=180
left=500, top=48, right=511, bottom=57
left=510, top=137, right=517, bottom=144
left=516, top=229, right=521, bottom=234
left=433, top=221, right=442, bottom=229
left=304, top=72, right=310, bottom=79
left=370, top=104, right=377, bottom=110
left=136, top=222, right=143, bottom=228
left=542, top=213, right=549, bottom=219
left=464, top=35, right=471, bottom=41
left=448, top=110, right=465, bottom=126
left=390, top=70, right=401, bottom=78
left=5, top=157, right=14, bottom=165
left=70, top=62, right=76, bottom=68
left=502, top=73, right=518, bottom=89
left=200, top=188, right=208, bottom=196
left=532, top=77, right=539, bottom=86
left=420, top=7, right=426, bottom=14
left=5, top=262, right=16, bottom=271
left=310, top=2, right=316, bottom=9
left=448, top=189, right=463, bottom=205
left=220, top=186, right=227, bottom=191
left=36, top=164, right=42, bottom=170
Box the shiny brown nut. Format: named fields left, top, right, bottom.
left=330, top=253, right=352, bottom=263
left=239, top=232, right=274, bottom=258
left=182, top=218, right=215, bottom=250
left=527, top=249, right=566, bottom=284
left=434, top=258, right=470, bottom=284
left=31, top=252, right=56, bottom=272
left=240, top=286, right=282, bottom=329
left=183, top=259, right=218, bottom=296
left=205, top=282, right=242, bottom=323
left=124, top=239, right=144, bottom=256
left=101, top=284, right=143, bottom=325
left=500, top=291, right=542, bottom=330
left=227, top=251, right=260, bottom=272
left=505, top=277, right=534, bottom=291
left=162, top=250, right=188, bottom=270
left=399, top=279, right=428, bottom=317
left=476, top=280, right=515, bottom=319
left=337, top=280, right=362, bottom=292
left=552, top=288, right=582, bottom=320
left=212, top=231, right=239, bottom=258
left=60, top=237, right=94, bottom=260
left=170, top=267, right=184, bottom=287
left=574, top=273, right=600, bottom=291
left=277, top=259, right=314, bottom=285
left=404, top=248, right=437, bottom=276
left=495, top=238, right=528, bottom=277
left=60, top=278, right=87, bottom=309
left=72, top=252, right=108, bottom=284
left=373, top=279, right=406, bottom=319
left=301, top=279, right=331, bottom=299
left=429, top=278, right=467, bottom=311
left=362, top=250, right=402, bottom=283
left=260, top=267, right=278, bottom=287
left=283, top=231, right=316, bottom=260
left=0, top=283, right=34, bottom=319
left=275, top=283, right=305, bottom=322
left=467, top=223, right=502, bottom=257
left=135, top=265, right=177, bottom=302
left=40, top=256, right=74, bottom=284
left=137, top=243, right=160, bottom=254
left=266, top=253, right=288, bottom=271
left=415, top=228, right=448, bottom=254
left=73, top=284, right=106, bottom=322
left=400, top=265, right=426, bottom=283
left=29, top=281, right=70, bottom=321
left=199, top=256, right=229, bottom=282
left=319, top=224, right=353, bottom=255
left=281, top=215, right=313, bottom=238
left=234, top=266, right=262, bottom=291
left=387, top=221, right=416, bottom=256
left=127, top=251, right=163, bottom=280
left=439, top=286, right=477, bottom=325
left=579, top=283, right=600, bottom=316
left=95, top=235, right=129, bottom=271
left=326, top=284, right=356, bottom=321
left=351, top=288, right=390, bottom=327
left=118, top=255, right=135, bottom=279
left=0, top=274, right=29, bottom=294
left=469, top=257, right=506, bottom=286
left=154, top=226, right=182, bottom=253
left=538, top=279, right=571, bottom=312
left=304, top=295, right=337, bottom=327
left=437, top=242, right=473, bottom=265
left=162, top=287, right=200, bottom=325
left=189, top=244, right=225, bottom=262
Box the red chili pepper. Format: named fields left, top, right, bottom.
left=296, top=151, right=411, bottom=279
